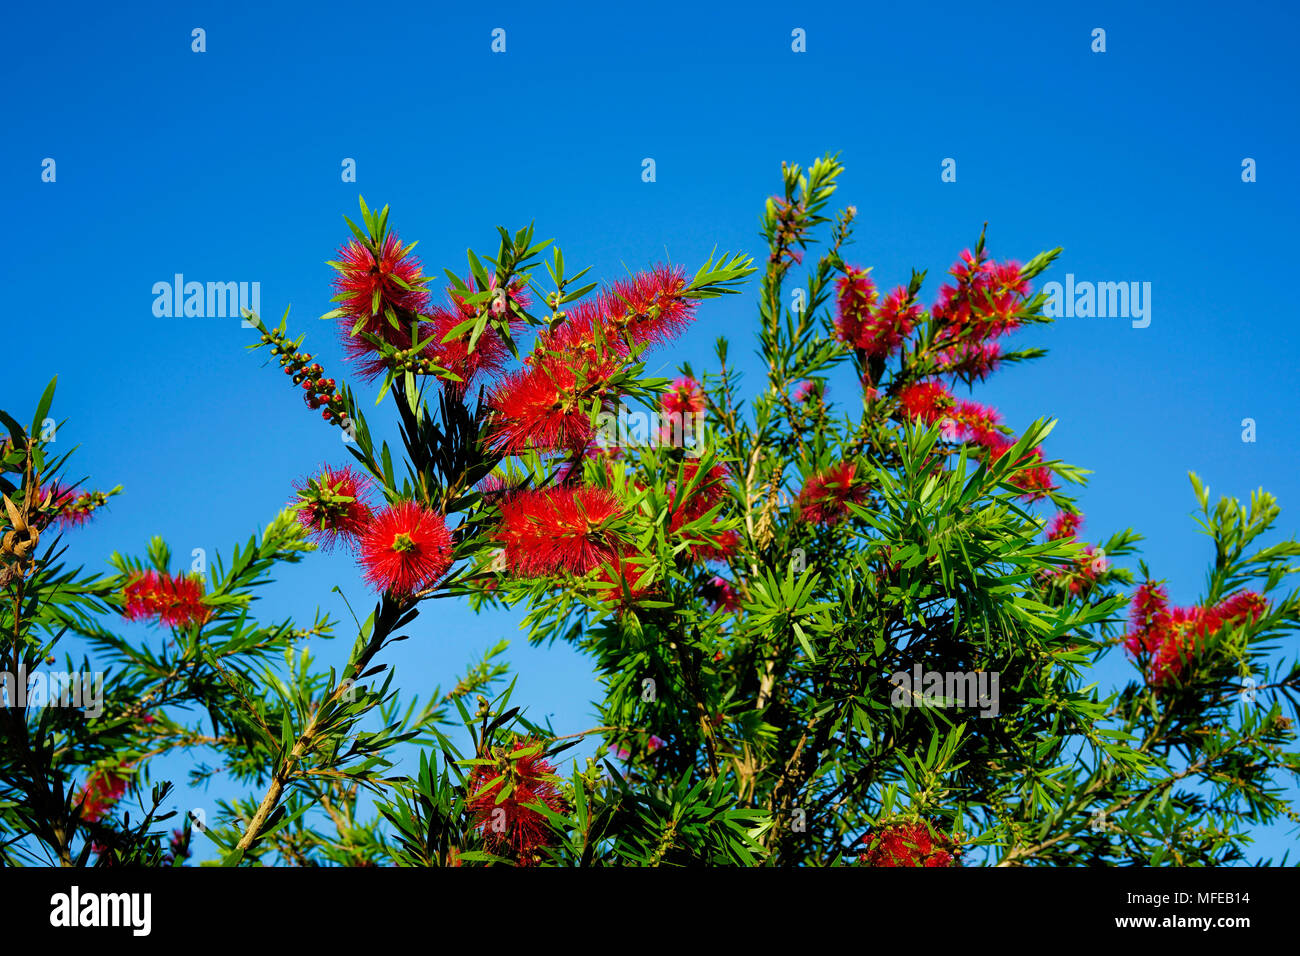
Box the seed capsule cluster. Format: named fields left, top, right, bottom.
left=261, top=329, right=348, bottom=425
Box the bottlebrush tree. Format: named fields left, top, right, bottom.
left=2, top=154, right=1298, bottom=867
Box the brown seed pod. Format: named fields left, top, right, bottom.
left=1, top=526, right=39, bottom=560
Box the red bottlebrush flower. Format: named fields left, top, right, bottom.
left=496, top=486, right=625, bottom=577
left=984, top=260, right=1031, bottom=333
left=122, top=571, right=209, bottom=627
left=36, top=483, right=104, bottom=530
left=57, top=492, right=110, bottom=529
left=332, top=232, right=431, bottom=380
left=79, top=766, right=130, bottom=823
left=1123, top=584, right=1267, bottom=690
left=859, top=822, right=960, bottom=867
left=1047, top=510, right=1083, bottom=541
left=933, top=249, right=1030, bottom=343
left=932, top=255, right=979, bottom=328
left=952, top=399, right=1002, bottom=446
left=1127, top=617, right=1194, bottom=689
left=55, top=497, right=95, bottom=528
left=357, top=500, right=454, bottom=596
left=793, top=380, right=819, bottom=403
left=939, top=341, right=1003, bottom=382
left=1213, top=590, right=1268, bottom=626
left=897, top=380, right=954, bottom=425
left=601, top=265, right=697, bottom=347
left=839, top=283, right=920, bottom=359
left=331, top=232, right=429, bottom=322
left=873, top=288, right=922, bottom=355
left=797, top=461, right=868, bottom=526
left=467, top=740, right=566, bottom=865
left=662, top=377, right=705, bottom=417
left=834, top=267, right=879, bottom=347
left=292, top=464, right=373, bottom=551
left=120, top=572, right=155, bottom=620
left=486, top=351, right=620, bottom=455
left=536, top=266, right=696, bottom=356
left=704, top=575, right=742, bottom=613
left=1128, top=582, right=1172, bottom=635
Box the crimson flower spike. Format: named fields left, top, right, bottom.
left=292, top=464, right=374, bottom=551
left=357, top=500, right=454, bottom=598
left=467, top=740, right=566, bottom=866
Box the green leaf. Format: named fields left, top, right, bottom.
left=30, top=377, right=57, bottom=436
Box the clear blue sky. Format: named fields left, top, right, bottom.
left=3, top=0, right=1297, bottom=863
